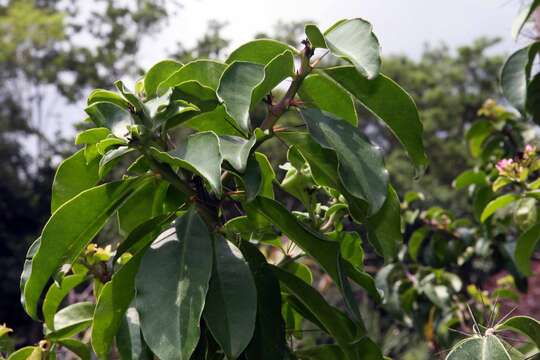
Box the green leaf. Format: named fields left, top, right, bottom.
left=526, top=73, right=540, bottom=122
left=57, top=339, right=91, bottom=360
left=480, top=194, right=521, bottom=222
left=466, top=120, right=493, bottom=158
left=295, top=344, right=345, bottom=360
left=47, top=302, right=95, bottom=340
left=240, top=242, right=287, bottom=360
left=514, top=223, right=540, bottom=276
left=42, top=272, right=88, bottom=330
left=20, top=238, right=40, bottom=308
left=75, top=128, right=110, bottom=145
left=117, top=179, right=168, bottom=238
left=496, top=316, right=540, bottom=349
left=322, top=19, right=381, bottom=79
left=203, top=237, right=257, bottom=359
left=305, top=24, right=327, bottom=48
left=226, top=39, right=298, bottom=64
left=183, top=105, right=245, bottom=137
left=324, top=66, right=427, bottom=170
left=408, top=228, right=428, bottom=262
left=299, top=73, right=358, bottom=126
left=301, top=108, right=388, bottom=214
left=244, top=152, right=275, bottom=201
left=149, top=131, right=223, bottom=196
left=157, top=59, right=227, bottom=95
left=135, top=208, right=213, bottom=360
left=144, top=59, right=183, bottom=98
left=92, top=254, right=143, bottom=359
left=87, top=89, right=129, bottom=108
left=453, top=170, right=488, bottom=190
left=99, top=146, right=134, bottom=178
left=328, top=231, right=364, bottom=270
left=23, top=176, right=149, bottom=319
left=445, top=335, right=521, bottom=360
left=7, top=347, right=37, bottom=360
left=117, top=307, right=152, bottom=360
left=217, top=61, right=266, bottom=133
left=251, top=50, right=295, bottom=107
left=501, top=43, right=540, bottom=112
left=219, top=135, right=256, bottom=173
left=51, top=149, right=100, bottom=213
left=365, top=186, right=402, bottom=261
left=85, top=102, right=133, bottom=138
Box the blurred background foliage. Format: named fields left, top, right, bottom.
left=0, top=0, right=517, bottom=354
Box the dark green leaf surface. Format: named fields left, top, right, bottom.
left=23, top=177, right=148, bottom=319
left=136, top=208, right=213, bottom=360
left=117, top=307, right=152, bottom=360
left=48, top=302, right=95, bottom=340
left=51, top=149, right=100, bottom=213
left=244, top=152, right=275, bottom=201
left=496, top=316, right=540, bottom=349
left=203, top=237, right=257, bottom=359
left=445, top=335, right=517, bottom=360
left=324, top=66, right=427, bottom=170
left=57, top=339, right=91, bottom=360
left=301, top=108, right=388, bottom=214
left=217, top=61, right=265, bottom=133
left=299, top=73, right=358, bottom=126
left=157, top=60, right=226, bottom=94
left=219, top=135, right=256, bottom=173
left=144, top=60, right=183, bottom=98
left=42, top=272, right=87, bottom=330
left=240, top=242, right=286, bottom=360
left=480, top=194, right=521, bottom=222
left=251, top=50, right=295, bottom=107
left=183, top=105, right=245, bottom=136
left=514, top=223, right=540, bottom=276
left=304, top=24, right=327, bottom=48
left=149, top=131, right=223, bottom=196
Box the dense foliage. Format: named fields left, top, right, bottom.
left=3, top=3, right=540, bottom=360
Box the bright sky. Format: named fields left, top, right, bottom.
left=44, top=0, right=526, bottom=143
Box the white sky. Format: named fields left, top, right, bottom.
left=44, top=0, right=527, bottom=143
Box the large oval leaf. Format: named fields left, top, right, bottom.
left=240, top=242, right=286, bottom=360
left=203, top=237, right=257, bottom=359
left=135, top=208, right=213, bottom=360
left=22, top=176, right=148, bottom=319
left=324, top=66, right=427, bottom=170
left=299, top=73, right=358, bottom=126
left=226, top=39, right=298, bottom=64
left=51, top=149, right=100, bottom=212
left=157, top=59, right=227, bottom=95
left=445, top=335, right=521, bottom=360
left=217, top=61, right=265, bottom=133
left=301, top=108, right=388, bottom=214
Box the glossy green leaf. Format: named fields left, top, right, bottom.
left=324, top=66, right=427, bottom=170
left=466, top=120, right=492, bottom=158
left=453, top=170, right=488, bottom=190
left=480, top=194, right=521, bottom=222
left=251, top=50, right=295, bottom=107
left=496, top=316, right=540, bottom=349
left=117, top=307, right=152, bottom=360
left=144, top=60, right=183, bottom=98
left=42, top=272, right=87, bottom=330
left=75, top=128, right=110, bottom=145
left=99, top=146, right=134, bottom=177
left=514, top=223, right=540, bottom=276
left=92, top=253, right=143, bottom=358
left=328, top=231, right=364, bottom=269
left=240, top=242, right=287, bottom=360
left=305, top=24, right=327, bottom=48
left=149, top=131, right=223, bottom=196
left=135, top=208, right=213, bottom=360
left=87, top=89, right=129, bottom=108
left=117, top=179, right=168, bottom=238
left=526, top=73, right=540, bottom=122
left=301, top=108, right=388, bottom=214
left=51, top=149, right=100, bottom=213
left=244, top=152, right=275, bottom=201
left=183, top=104, right=245, bottom=136
left=7, top=347, right=37, bottom=360
left=445, top=335, right=521, bottom=360
left=23, top=177, right=148, bottom=319
left=157, top=60, right=226, bottom=95
left=322, top=19, right=381, bottom=79
left=299, top=73, right=358, bottom=126
left=57, top=339, right=91, bottom=360
left=217, top=61, right=265, bottom=133
left=47, top=302, right=95, bottom=340
left=408, top=228, right=428, bottom=262
left=501, top=43, right=540, bottom=112
left=365, top=186, right=402, bottom=261
left=85, top=101, right=133, bottom=138
left=226, top=39, right=298, bottom=64
left=203, top=237, right=257, bottom=359
left=219, top=135, right=256, bottom=172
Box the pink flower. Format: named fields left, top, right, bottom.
left=496, top=158, right=513, bottom=174
left=524, top=144, right=537, bottom=159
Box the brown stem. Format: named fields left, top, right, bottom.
left=260, top=43, right=314, bottom=130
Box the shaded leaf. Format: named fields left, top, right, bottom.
left=42, top=272, right=87, bottom=330
left=514, top=223, right=540, bottom=276
left=47, top=302, right=95, bottom=340
left=219, top=135, right=256, bottom=173
left=496, top=316, right=540, bottom=349
left=85, top=102, right=133, bottom=138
